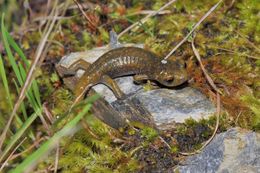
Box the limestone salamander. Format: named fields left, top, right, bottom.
left=65, top=47, right=188, bottom=103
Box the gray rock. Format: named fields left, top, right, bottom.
left=133, top=87, right=216, bottom=127
left=177, top=128, right=260, bottom=173
left=94, top=78, right=216, bottom=128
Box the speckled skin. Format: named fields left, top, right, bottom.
left=72, top=47, right=188, bottom=101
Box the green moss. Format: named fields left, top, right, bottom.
left=240, top=95, right=260, bottom=130
left=51, top=88, right=73, bottom=117
left=58, top=117, right=139, bottom=173
left=170, top=145, right=179, bottom=154
left=140, top=126, right=158, bottom=141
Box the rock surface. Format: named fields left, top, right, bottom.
left=177, top=128, right=260, bottom=173
left=94, top=78, right=216, bottom=128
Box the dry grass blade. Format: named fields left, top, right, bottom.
left=73, top=0, right=96, bottom=29
left=0, top=4, right=59, bottom=150
left=164, top=0, right=223, bottom=60
left=0, top=138, right=27, bottom=171
left=192, top=42, right=221, bottom=93
left=9, top=137, right=45, bottom=161
left=217, top=47, right=260, bottom=60
left=180, top=39, right=221, bottom=155
left=234, top=30, right=260, bottom=54
left=43, top=102, right=54, bottom=123
left=38, top=114, right=52, bottom=136
left=118, top=0, right=178, bottom=39
left=127, top=10, right=171, bottom=16
left=180, top=93, right=220, bottom=156
left=159, top=136, right=171, bottom=149
left=54, top=143, right=59, bottom=173
left=70, top=84, right=93, bottom=111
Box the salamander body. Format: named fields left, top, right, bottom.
left=69, top=47, right=188, bottom=102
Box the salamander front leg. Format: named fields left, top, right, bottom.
left=69, top=59, right=91, bottom=71
left=63, top=59, right=91, bottom=77
left=101, top=75, right=127, bottom=100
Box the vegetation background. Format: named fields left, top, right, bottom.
left=0, top=0, right=259, bottom=172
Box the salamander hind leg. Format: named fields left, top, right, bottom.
left=101, top=75, right=127, bottom=100
left=133, top=74, right=159, bottom=90
left=133, top=74, right=149, bottom=84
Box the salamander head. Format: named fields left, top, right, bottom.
left=152, top=59, right=188, bottom=87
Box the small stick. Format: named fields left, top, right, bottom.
left=179, top=38, right=221, bottom=155
left=192, top=42, right=221, bottom=94
left=9, top=137, right=45, bottom=161
left=164, top=0, right=223, bottom=60
left=0, top=138, right=27, bottom=171
left=217, top=47, right=260, bottom=60
left=43, top=102, right=55, bottom=124
left=159, top=136, right=171, bottom=149
left=69, top=84, right=93, bottom=111
left=81, top=119, right=99, bottom=139
left=126, top=10, right=171, bottom=16
left=118, top=0, right=178, bottom=38
left=53, top=143, right=59, bottom=173
left=234, top=30, right=260, bottom=54
left=73, top=0, right=96, bottom=29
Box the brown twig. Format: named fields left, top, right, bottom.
left=73, top=0, right=96, bottom=29
left=126, top=10, right=171, bottom=16
left=32, top=15, right=76, bottom=22
left=159, top=136, right=171, bottom=149
left=164, top=0, right=223, bottom=60
left=43, top=102, right=55, bottom=124
left=179, top=38, right=221, bottom=156
left=0, top=138, right=27, bottom=171
left=69, top=84, right=93, bottom=111
left=118, top=0, right=178, bottom=39
left=234, top=30, right=260, bottom=54
left=54, top=143, right=59, bottom=173
left=38, top=114, right=52, bottom=136
left=68, top=1, right=96, bottom=10
left=217, top=47, right=260, bottom=60
left=81, top=119, right=99, bottom=139
left=9, top=137, right=45, bottom=161
left=192, top=43, right=222, bottom=94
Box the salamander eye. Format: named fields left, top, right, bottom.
left=183, top=62, right=187, bottom=68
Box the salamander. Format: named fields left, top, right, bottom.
left=66, top=47, right=188, bottom=103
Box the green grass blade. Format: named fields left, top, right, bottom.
left=18, top=62, right=39, bottom=109
left=13, top=79, right=28, bottom=120
left=7, top=30, right=42, bottom=106
left=13, top=79, right=36, bottom=141
left=0, top=54, right=23, bottom=128
left=1, top=16, right=23, bottom=86
left=10, top=104, right=92, bottom=173
left=0, top=109, right=41, bottom=163
left=2, top=15, right=42, bottom=109
left=0, top=54, right=13, bottom=111
left=5, top=30, right=30, bottom=67
left=31, top=80, right=41, bottom=107
left=125, top=17, right=154, bottom=37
